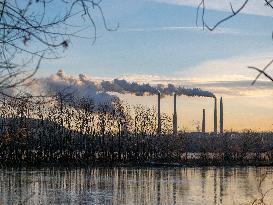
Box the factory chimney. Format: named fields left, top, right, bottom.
left=157, top=92, right=161, bottom=134
left=220, top=97, right=224, bottom=133
left=202, top=109, right=206, bottom=133
left=173, top=93, right=177, bottom=135
left=214, top=97, right=217, bottom=134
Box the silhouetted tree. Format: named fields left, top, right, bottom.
left=0, top=0, right=117, bottom=98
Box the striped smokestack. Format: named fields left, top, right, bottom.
left=214, top=97, right=217, bottom=133
left=173, top=93, right=177, bottom=135
left=202, top=109, right=206, bottom=133
left=157, top=92, right=161, bottom=134
left=220, top=97, right=223, bottom=133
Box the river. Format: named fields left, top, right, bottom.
left=0, top=166, right=273, bottom=205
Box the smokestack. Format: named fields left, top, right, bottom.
left=220, top=97, right=223, bottom=133
left=214, top=97, right=217, bottom=133
left=157, top=92, right=161, bottom=134
left=173, top=93, right=177, bottom=135
left=202, top=109, right=206, bottom=133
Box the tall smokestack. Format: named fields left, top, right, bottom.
left=157, top=92, right=161, bottom=134
left=220, top=97, right=223, bottom=133
left=214, top=97, right=217, bottom=133
left=202, top=109, right=206, bottom=133
left=173, top=93, right=177, bottom=135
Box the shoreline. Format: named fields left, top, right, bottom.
left=1, top=160, right=273, bottom=169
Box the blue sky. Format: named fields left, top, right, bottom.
left=41, top=0, right=273, bottom=77
left=38, top=0, right=273, bottom=131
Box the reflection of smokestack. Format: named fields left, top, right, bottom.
left=157, top=92, right=161, bottom=134
left=214, top=97, right=217, bottom=133
left=220, top=97, right=223, bottom=133
left=202, top=109, right=206, bottom=133
left=173, top=93, right=177, bottom=135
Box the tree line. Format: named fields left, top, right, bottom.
left=0, top=95, right=272, bottom=167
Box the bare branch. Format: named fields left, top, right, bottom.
left=197, top=0, right=249, bottom=31
left=248, top=66, right=273, bottom=83
left=197, top=0, right=273, bottom=84
left=0, top=0, right=117, bottom=99
left=250, top=59, right=273, bottom=85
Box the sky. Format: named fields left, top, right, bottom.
left=39, top=0, right=273, bottom=131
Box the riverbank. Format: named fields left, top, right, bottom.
left=1, top=127, right=273, bottom=168
left=0, top=99, right=273, bottom=168
left=2, top=157, right=273, bottom=168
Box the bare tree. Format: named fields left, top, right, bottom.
left=196, top=0, right=273, bottom=84
left=0, top=0, right=118, bottom=98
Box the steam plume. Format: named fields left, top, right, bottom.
left=41, top=70, right=117, bottom=108
left=39, top=70, right=215, bottom=106
left=100, top=79, right=215, bottom=98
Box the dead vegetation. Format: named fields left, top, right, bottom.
left=0, top=96, right=272, bottom=167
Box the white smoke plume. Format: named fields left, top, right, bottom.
left=100, top=79, right=215, bottom=98
left=41, top=70, right=117, bottom=108
left=39, top=70, right=215, bottom=106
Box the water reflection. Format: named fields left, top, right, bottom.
left=0, top=167, right=273, bottom=205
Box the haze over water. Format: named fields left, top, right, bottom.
left=1, top=167, right=273, bottom=205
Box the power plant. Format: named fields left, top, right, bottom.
left=157, top=91, right=161, bottom=134
left=173, top=93, right=177, bottom=135
left=202, top=109, right=206, bottom=133
left=214, top=97, right=217, bottom=133
left=156, top=93, right=224, bottom=134
left=220, top=97, right=224, bottom=133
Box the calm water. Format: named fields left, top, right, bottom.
left=0, top=166, right=273, bottom=205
